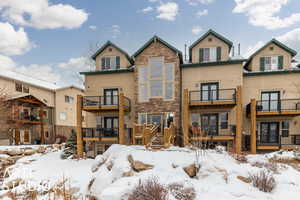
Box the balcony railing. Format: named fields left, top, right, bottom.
left=256, top=99, right=300, bottom=112
left=257, top=134, right=300, bottom=147
left=83, top=128, right=119, bottom=138
left=189, top=124, right=236, bottom=137
left=83, top=95, right=131, bottom=110
left=189, top=89, right=236, bottom=104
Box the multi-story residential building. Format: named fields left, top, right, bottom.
left=77, top=29, right=300, bottom=157
left=0, top=70, right=84, bottom=145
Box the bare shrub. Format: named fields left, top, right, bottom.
left=167, top=183, right=196, bottom=200
left=252, top=162, right=279, bottom=173
left=127, top=177, right=168, bottom=200
left=249, top=170, right=276, bottom=192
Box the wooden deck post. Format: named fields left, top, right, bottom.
left=235, top=86, right=242, bottom=154
left=76, top=95, right=84, bottom=158
left=119, top=92, right=125, bottom=145
left=250, top=98, right=257, bottom=154
left=39, top=106, right=45, bottom=144
left=183, top=88, right=190, bottom=146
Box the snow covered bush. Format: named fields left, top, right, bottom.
left=61, top=129, right=77, bottom=159
left=249, top=170, right=276, bottom=193
left=127, top=177, right=168, bottom=200
left=167, top=183, right=196, bottom=200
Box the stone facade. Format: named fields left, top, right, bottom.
left=55, top=125, right=76, bottom=139
left=134, top=40, right=181, bottom=133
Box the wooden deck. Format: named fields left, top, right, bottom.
left=190, top=135, right=235, bottom=141
left=257, top=145, right=280, bottom=150
left=83, top=137, right=118, bottom=142
left=82, top=105, right=130, bottom=112
left=257, top=110, right=300, bottom=117
left=190, top=100, right=236, bottom=107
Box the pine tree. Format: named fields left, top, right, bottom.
left=61, top=129, right=77, bottom=159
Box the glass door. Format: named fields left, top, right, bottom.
left=104, top=117, right=119, bottom=137
left=201, top=114, right=219, bottom=136
left=261, top=91, right=280, bottom=111
left=260, top=122, right=279, bottom=144
left=148, top=114, right=163, bottom=131
left=201, top=82, right=219, bottom=101
left=104, top=89, right=119, bottom=105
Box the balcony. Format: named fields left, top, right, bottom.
left=82, top=128, right=119, bottom=142
left=247, top=99, right=300, bottom=117
left=189, top=89, right=236, bottom=108
left=257, top=134, right=300, bottom=150
left=189, top=124, right=236, bottom=141
left=82, top=95, right=131, bottom=112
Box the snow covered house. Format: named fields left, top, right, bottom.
left=77, top=29, right=300, bottom=157
left=0, top=70, right=84, bottom=145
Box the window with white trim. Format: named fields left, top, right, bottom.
left=59, top=112, right=67, bottom=120
left=101, top=56, right=120, bottom=70
left=264, top=56, right=278, bottom=71
left=138, top=57, right=175, bottom=101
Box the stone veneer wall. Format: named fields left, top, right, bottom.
left=133, top=41, right=182, bottom=139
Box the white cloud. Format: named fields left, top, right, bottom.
left=89, top=25, right=97, bottom=30
left=0, top=0, right=88, bottom=29
left=149, top=0, right=159, bottom=2
left=141, top=6, right=154, bottom=13
left=0, top=22, right=34, bottom=56
left=277, top=28, right=300, bottom=59
left=244, top=41, right=264, bottom=58
left=196, top=9, right=208, bottom=16
left=0, top=54, right=16, bottom=70
left=233, top=0, right=300, bottom=30
left=156, top=2, right=179, bottom=21
left=192, top=26, right=202, bottom=35
left=58, top=57, right=90, bottom=71
left=111, top=25, right=121, bottom=38
left=187, top=0, right=215, bottom=6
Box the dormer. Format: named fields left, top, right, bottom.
left=244, top=39, right=297, bottom=72
left=92, top=41, right=134, bottom=71
left=189, top=29, right=233, bottom=63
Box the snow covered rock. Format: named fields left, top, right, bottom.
left=127, top=154, right=154, bottom=172
left=23, top=149, right=36, bottom=156
left=37, top=146, right=46, bottom=154
left=183, top=164, right=198, bottom=178
left=237, top=175, right=251, bottom=184
left=6, top=149, right=23, bottom=156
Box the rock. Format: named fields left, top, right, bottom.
left=24, top=149, right=36, bottom=156
left=91, top=157, right=106, bottom=173
left=172, top=163, right=178, bottom=168
left=0, top=154, right=10, bottom=160
left=106, top=162, right=113, bottom=171
left=6, top=149, right=23, bottom=156
left=37, top=146, right=46, bottom=154
left=127, top=155, right=154, bottom=172
left=52, top=144, right=61, bottom=150
left=122, top=170, right=135, bottom=177
left=183, top=164, right=198, bottom=178
left=0, top=150, right=8, bottom=155
left=237, top=175, right=251, bottom=184
left=4, top=178, right=24, bottom=189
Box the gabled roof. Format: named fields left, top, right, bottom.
left=189, top=29, right=233, bottom=62
left=132, top=35, right=183, bottom=63
left=244, top=38, right=297, bottom=69
left=91, top=41, right=134, bottom=64
left=7, top=94, right=48, bottom=106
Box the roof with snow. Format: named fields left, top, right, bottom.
left=0, top=69, right=59, bottom=91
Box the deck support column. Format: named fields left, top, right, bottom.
left=183, top=88, right=190, bottom=146
left=39, top=106, right=45, bottom=144
left=250, top=99, right=257, bottom=154
left=119, top=92, right=125, bottom=145
left=235, top=86, right=242, bottom=154
left=76, top=95, right=84, bottom=158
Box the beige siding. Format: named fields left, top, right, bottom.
left=95, top=45, right=131, bottom=71
left=248, top=43, right=293, bottom=72
left=55, top=87, right=84, bottom=127
left=191, top=34, right=230, bottom=63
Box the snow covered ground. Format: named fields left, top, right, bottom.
left=1, top=144, right=300, bottom=200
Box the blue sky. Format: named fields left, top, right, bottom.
left=1, top=0, right=300, bottom=87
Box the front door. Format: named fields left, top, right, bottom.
left=201, top=114, right=219, bottom=136
left=201, top=82, right=219, bottom=101
left=23, top=130, right=30, bottom=143
left=104, top=89, right=118, bottom=105
left=104, top=117, right=119, bottom=137
left=15, top=129, right=20, bottom=145
left=261, top=91, right=280, bottom=111
left=260, top=122, right=279, bottom=144
left=148, top=114, right=163, bottom=130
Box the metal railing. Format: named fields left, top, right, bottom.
left=256, top=99, right=300, bottom=112
left=83, top=128, right=119, bottom=138
left=83, top=95, right=131, bottom=110
left=189, top=124, right=236, bottom=137
left=189, top=89, right=236, bottom=104
left=281, top=134, right=300, bottom=146
left=257, top=134, right=300, bottom=146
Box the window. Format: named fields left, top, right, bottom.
left=138, top=57, right=175, bottom=101
left=15, top=83, right=22, bottom=92
left=23, top=85, right=29, bottom=93
left=260, top=56, right=283, bottom=71
left=281, top=121, right=289, bottom=137
left=101, top=56, right=120, bottom=70
left=138, top=113, right=147, bottom=124
left=59, top=112, right=67, bottom=120
left=201, top=82, right=219, bottom=101
left=200, top=47, right=221, bottom=62
left=65, top=95, right=74, bottom=103
left=220, top=113, right=228, bottom=129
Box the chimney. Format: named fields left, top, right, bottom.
left=184, top=44, right=187, bottom=62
